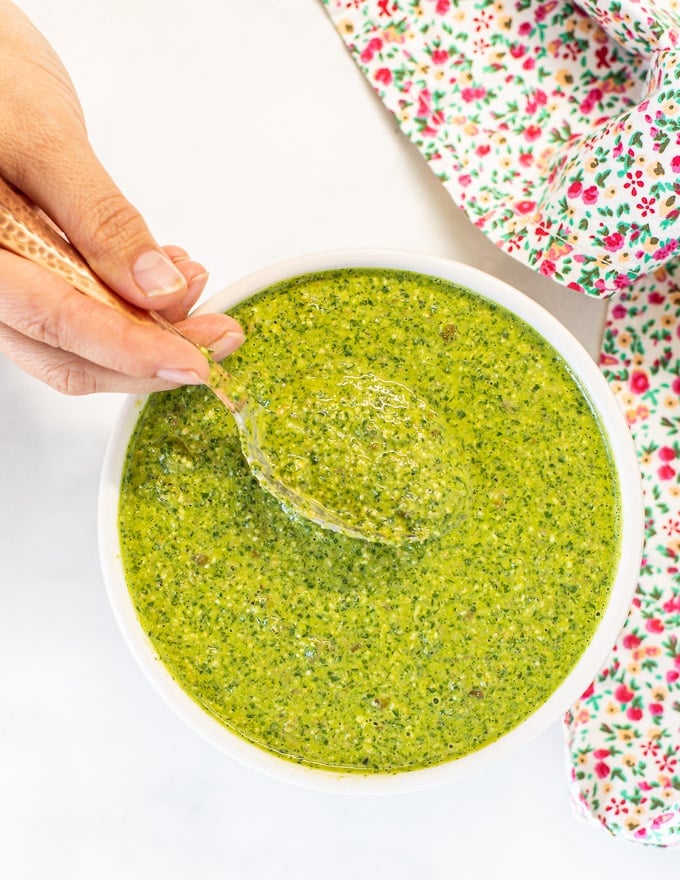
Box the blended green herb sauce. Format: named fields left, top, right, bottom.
left=119, top=268, right=620, bottom=773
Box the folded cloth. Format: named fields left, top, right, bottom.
left=322, top=0, right=680, bottom=845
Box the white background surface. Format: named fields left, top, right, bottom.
left=0, top=0, right=673, bottom=876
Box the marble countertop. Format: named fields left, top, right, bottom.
left=1, top=1, right=669, bottom=877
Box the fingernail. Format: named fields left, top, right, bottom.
left=156, top=369, right=204, bottom=386
left=208, top=329, right=246, bottom=359
left=133, top=250, right=186, bottom=297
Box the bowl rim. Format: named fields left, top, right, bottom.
left=98, top=247, right=644, bottom=794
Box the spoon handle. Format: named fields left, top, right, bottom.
left=0, top=177, right=245, bottom=409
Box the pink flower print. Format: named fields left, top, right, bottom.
left=622, top=632, right=642, bottom=649
left=374, top=67, right=393, bottom=86
left=431, top=48, right=449, bottom=65
left=645, top=618, right=665, bottom=634
left=595, top=760, right=611, bottom=778
left=567, top=181, right=582, bottom=199
left=648, top=290, right=665, bottom=305
left=649, top=702, right=664, bottom=715
left=658, top=464, right=676, bottom=480
left=518, top=20, right=533, bottom=36
left=580, top=681, right=595, bottom=700
left=523, top=124, right=542, bottom=141
left=630, top=370, right=650, bottom=394
left=434, top=0, right=450, bottom=13
left=653, top=239, right=679, bottom=261
left=611, top=303, right=628, bottom=319
left=582, top=185, right=599, bottom=204
left=672, top=156, right=680, bottom=174
left=515, top=199, right=536, bottom=214
left=624, top=169, right=645, bottom=197
left=510, top=42, right=527, bottom=59
left=460, top=86, right=487, bottom=103
left=458, top=174, right=472, bottom=187
left=603, top=232, right=625, bottom=252
left=673, top=376, right=680, bottom=395
left=535, top=1, right=559, bottom=22
left=659, top=446, right=676, bottom=462
left=417, top=89, right=431, bottom=117
left=475, top=144, right=491, bottom=157
left=539, top=260, right=556, bottom=277
left=627, top=705, right=643, bottom=720
left=360, top=37, right=383, bottom=63
left=519, top=152, right=533, bottom=167
left=615, top=684, right=634, bottom=703
left=667, top=669, right=680, bottom=683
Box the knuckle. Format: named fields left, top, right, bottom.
left=43, top=359, right=98, bottom=396
left=86, top=191, right=148, bottom=257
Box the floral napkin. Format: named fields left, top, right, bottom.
left=321, top=0, right=680, bottom=846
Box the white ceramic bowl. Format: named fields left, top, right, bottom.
left=98, top=249, right=644, bottom=793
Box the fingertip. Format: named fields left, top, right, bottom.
left=132, top=249, right=187, bottom=299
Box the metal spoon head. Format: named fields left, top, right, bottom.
left=233, top=373, right=469, bottom=545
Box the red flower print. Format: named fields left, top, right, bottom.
left=627, top=706, right=643, bottom=721
left=593, top=748, right=610, bottom=759
left=581, top=682, right=595, bottom=700
left=658, top=464, right=676, bottom=481
left=611, top=303, right=628, bottom=319
left=672, top=155, right=680, bottom=174
left=603, top=232, right=624, bottom=252
left=515, top=200, right=536, bottom=214
left=567, top=181, right=582, bottom=198
left=475, top=144, right=491, bottom=157
left=615, top=684, right=634, bottom=703
left=431, top=48, right=449, bottom=65
left=659, top=446, right=676, bottom=462
left=648, top=291, right=665, bottom=304
left=594, top=761, right=610, bottom=779
left=667, top=669, right=679, bottom=683
left=519, top=152, right=533, bottom=167
left=460, top=86, right=487, bottom=102
left=653, top=239, right=679, bottom=261
left=649, top=703, right=664, bottom=715
left=374, top=67, right=393, bottom=86
left=582, top=186, right=599, bottom=204
left=509, top=43, right=526, bottom=59
left=360, top=37, right=383, bottom=63
left=645, top=618, right=665, bottom=634
left=435, top=0, right=450, bottom=11
left=622, top=632, right=641, bottom=649
left=539, top=260, right=556, bottom=276
left=523, top=124, right=542, bottom=141
left=630, top=370, right=650, bottom=394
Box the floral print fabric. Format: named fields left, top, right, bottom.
left=321, top=0, right=680, bottom=846
left=566, top=261, right=680, bottom=846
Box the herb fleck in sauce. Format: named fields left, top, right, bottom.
left=119, top=268, right=620, bottom=773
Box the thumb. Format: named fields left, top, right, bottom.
left=0, top=2, right=187, bottom=309
left=19, top=143, right=189, bottom=310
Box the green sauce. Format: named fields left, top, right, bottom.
left=119, top=268, right=620, bottom=773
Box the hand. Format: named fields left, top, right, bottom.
left=0, top=1, right=244, bottom=394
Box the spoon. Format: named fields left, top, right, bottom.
left=0, top=178, right=467, bottom=543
